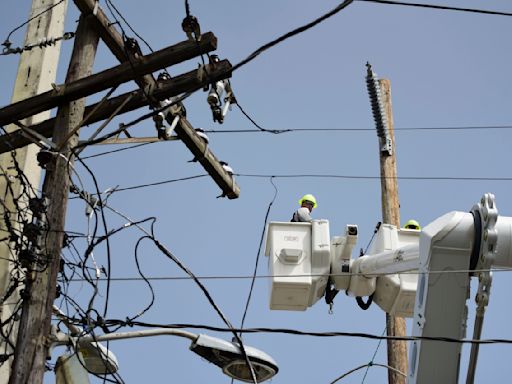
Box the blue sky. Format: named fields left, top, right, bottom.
left=2, top=1, right=512, bottom=383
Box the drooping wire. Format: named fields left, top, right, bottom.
left=149, top=238, right=258, bottom=383
left=73, top=152, right=113, bottom=319
left=239, top=177, right=278, bottom=331
left=124, top=235, right=157, bottom=326
left=331, top=361, right=406, bottom=383
left=91, top=197, right=258, bottom=383
left=235, top=102, right=287, bottom=134
left=230, top=0, right=354, bottom=74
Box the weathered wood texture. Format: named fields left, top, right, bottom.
left=0, top=33, right=217, bottom=127
left=0, top=60, right=232, bottom=154
left=9, top=15, right=99, bottom=384
left=378, top=79, right=408, bottom=384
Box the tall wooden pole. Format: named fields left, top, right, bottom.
left=9, top=14, right=99, bottom=384
left=0, top=0, right=67, bottom=382
left=378, top=79, right=408, bottom=384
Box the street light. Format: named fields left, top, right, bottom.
left=55, top=328, right=278, bottom=383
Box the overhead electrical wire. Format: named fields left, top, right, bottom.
left=234, top=102, right=283, bottom=134
left=111, top=174, right=209, bottom=193
left=95, top=199, right=258, bottom=383
left=81, top=143, right=152, bottom=160
left=75, top=123, right=512, bottom=161
left=235, top=173, right=512, bottom=182
left=361, top=327, right=387, bottom=383
left=356, top=0, right=512, bottom=17
left=96, top=321, right=512, bottom=346
left=73, top=0, right=356, bottom=138
left=4, top=0, right=511, bottom=380
left=73, top=153, right=114, bottom=319
left=66, top=172, right=512, bottom=201
left=230, top=0, right=353, bottom=74
left=239, top=177, right=278, bottom=330
left=74, top=91, right=193, bottom=149
left=2, top=0, right=66, bottom=47
left=72, top=0, right=512, bottom=140
left=205, top=124, right=512, bottom=134
left=330, top=362, right=406, bottom=383
left=64, top=267, right=512, bottom=283
left=232, top=93, right=512, bottom=135
left=105, top=0, right=155, bottom=54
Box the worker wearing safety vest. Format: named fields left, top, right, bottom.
left=291, top=194, right=317, bottom=222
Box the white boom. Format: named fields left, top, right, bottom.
left=264, top=193, right=512, bottom=383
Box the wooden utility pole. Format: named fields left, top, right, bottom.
left=367, top=63, right=408, bottom=384
left=5, top=2, right=239, bottom=381
left=379, top=78, right=408, bottom=384
left=0, top=0, right=67, bottom=381
left=9, top=14, right=99, bottom=384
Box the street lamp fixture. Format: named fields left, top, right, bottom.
left=190, top=334, right=278, bottom=383
left=56, top=328, right=278, bottom=383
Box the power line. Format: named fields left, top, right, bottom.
left=67, top=172, right=512, bottom=198
left=235, top=173, right=512, bottom=182
left=87, top=0, right=512, bottom=138
left=81, top=142, right=152, bottom=160
left=239, top=177, right=277, bottom=330
left=234, top=102, right=283, bottom=134
left=361, top=327, right=387, bottom=383
left=0, top=32, right=75, bottom=56
left=356, top=0, right=512, bottom=17
left=94, top=200, right=258, bottom=383
left=105, top=0, right=155, bottom=54
left=92, top=0, right=324, bottom=136
left=74, top=91, right=193, bottom=149
left=2, top=0, right=66, bottom=47
left=100, top=321, right=512, bottom=346
left=63, top=267, right=512, bottom=283
left=75, top=124, right=512, bottom=160
left=230, top=0, right=355, bottom=74
left=331, top=362, right=406, bottom=383
left=110, top=174, right=209, bottom=193
left=205, top=124, right=512, bottom=134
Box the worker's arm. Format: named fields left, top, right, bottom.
left=294, top=207, right=312, bottom=222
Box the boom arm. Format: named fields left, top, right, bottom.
left=265, top=193, right=512, bottom=383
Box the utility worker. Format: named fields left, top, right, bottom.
left=403, top=219, right=421, bottom=230
left=291, top=194, right=317, bottom=222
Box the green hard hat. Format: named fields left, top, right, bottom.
left=404, top=219, right=421, bottom=230
left=299, top=194, right=317, bottom=208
